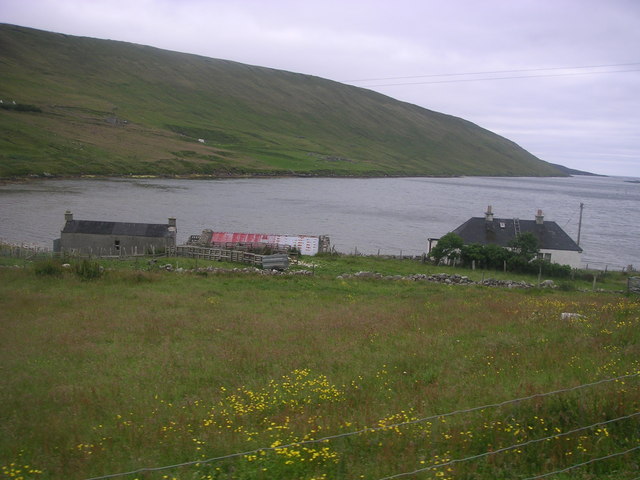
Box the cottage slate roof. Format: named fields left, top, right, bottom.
left=62, top=220, right=173, bottom=238
left=452, top=217, right=582, bottom=252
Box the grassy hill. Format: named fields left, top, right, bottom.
left=0, top=24, right=566, bottom=178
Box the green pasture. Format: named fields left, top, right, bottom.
left=0, top=256, right=638, bottom=479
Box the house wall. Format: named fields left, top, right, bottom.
left=540, top=248, right=582, bottom=268
left=60, top=233, right=174, bottom=255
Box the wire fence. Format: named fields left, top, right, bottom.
left=83, top=372, right=640, bottom=480
left=520, top=445, right=640, bottom=480
left=0, top=241, right=171, bottom=261
left=376, top=412, right=640, bottom=480
left=0, top=241, right=51, bottom=259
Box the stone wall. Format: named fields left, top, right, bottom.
left=336, top=271, right=537, bottom=288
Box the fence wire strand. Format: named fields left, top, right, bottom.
left=83, top=372, right=638, bottom=480
left=375, top=411, right=640, bottom=480
left=521, top=445, right=640, bottom=480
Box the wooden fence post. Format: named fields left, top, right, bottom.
left=538, top=264, right=542, bottom=285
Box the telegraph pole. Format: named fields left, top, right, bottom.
left=577, top=203, right=584, bottom=247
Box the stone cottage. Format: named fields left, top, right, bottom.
left=56, top=211, right=176, bottom=255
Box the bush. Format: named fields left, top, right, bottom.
left=532, top=260, right=572, bottom=278
left=557, top=281, right=576, bottom=291
left=573, top=269, right=606, bottom=282
left=460, top=243, right=485, bottom=268
left=73, top=260, right=103, bottom=281
left=429, top=232, right=464, bottom=264
left=483, top=243, right=512, bottom=270
left=507, top=255, right=532, bottom=273
left=508, top=232, right=539, bottom=261
left=33, top=259, right=64, bottom=277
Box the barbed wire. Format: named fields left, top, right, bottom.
left=375, top=411, right=640, bottom=480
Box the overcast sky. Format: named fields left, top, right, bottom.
left=2, top=0, right=639, bottom=177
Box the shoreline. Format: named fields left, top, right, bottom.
left=0, top=171, right=577, bottom=186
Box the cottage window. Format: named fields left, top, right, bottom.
left=114, top=240, right=120, bottom=251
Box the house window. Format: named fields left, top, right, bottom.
left=114, top=240, right=120, bottom=251
left=544, top=253, right=551, bottom=261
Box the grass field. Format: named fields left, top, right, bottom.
left=0, top=256, right=638, bottom=479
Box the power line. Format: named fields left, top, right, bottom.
left=344, top=61, right=640, bottom=83
left=521, top=445, right=640, bottom=480
left=353, top=68, right=640, bottom=88
left=375, top=411, right=640, bottom=480
left=82, top=372, right=638, bottom=480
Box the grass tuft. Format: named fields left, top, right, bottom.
left=72, top=259, right=103, bottom=281
left=33, top=258, right=64, bottom=277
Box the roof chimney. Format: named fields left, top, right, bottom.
left=64, top=211, right=73, bottom=222
left=535, top=209, right=544, bottom=225
left=485, top=205, right=494, bottom=222
left=168, top=217, right=177, bottom=229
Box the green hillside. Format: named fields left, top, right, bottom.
left=0, top=24, right=565, bottom=178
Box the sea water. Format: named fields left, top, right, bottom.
left=0, top=175, right=638, bottom=270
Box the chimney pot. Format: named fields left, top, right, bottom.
left=485, top=205, right=494, bottom=222
left=535, top=209, right=544, bottom=225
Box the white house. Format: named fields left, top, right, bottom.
left=448, top=206, right=583, bottom=268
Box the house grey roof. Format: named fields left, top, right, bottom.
left=62, top=220, right=173, bottom=238
left=452, top=217, right=582, bottom=252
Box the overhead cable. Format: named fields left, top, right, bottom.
left=344, top=61, right=640, bottom=83
left=353, top=69, right=640, bottom=88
